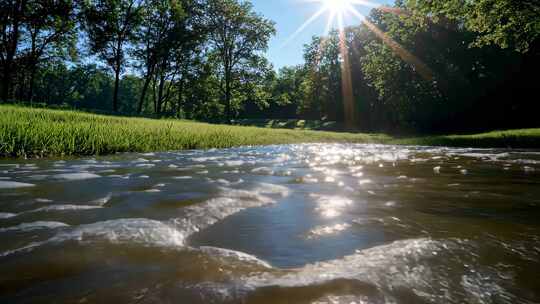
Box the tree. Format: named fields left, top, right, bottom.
left=22, top=0, right=76, bottom=101
left=406, top=0, right=540, bottom=53
left=206, top=0, right=275, bottom=123
left=134, top=0, right=207, bottom=116
left=0, top=0, right=27, bottom=101
left=81, top=0, right=144, bottom=112
left=305, top=32, right=343, bottom=121
left=135, top=0, right=181, bottom=114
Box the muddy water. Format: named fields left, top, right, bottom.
left=0, top=144, right=539, bottom=303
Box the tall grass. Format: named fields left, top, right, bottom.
left=0, top=105, right=389, bottom=157
left=394, top=129, right=540, bottom=149
left=1, top=105, right=539, bottom=158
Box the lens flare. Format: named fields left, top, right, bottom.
left=322, top=0, right=349, bottom=13
left=289, top=0, right=434, bottom=128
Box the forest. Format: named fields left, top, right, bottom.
left=1, top=0, right=539, bottom=134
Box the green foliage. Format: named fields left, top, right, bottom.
left=0, top=0, right=76, bottom=101
left=393, top=129, right=540, bottom=149
left=1, top=0, right=538, bottom=138
left=406, top=0, right=540, bottom=53
left=206, top=0, right=276, bottom=122
left=2, top=105, right=538, bottom=158
left=81, top=0, right=145, bottom=111
left=302, top=32, right=344, bottom=121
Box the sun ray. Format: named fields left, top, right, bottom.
left=289, top=0, right=434, bottom=128
left=348, top=0, right=380, bottom=8
left=281, top=6, right=328, bottom=48
left=324, top=11, right=336, bottom=36
left=346, top=4, right=434, bottom=81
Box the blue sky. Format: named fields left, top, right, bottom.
left=251, top=0, right=394, bottom=70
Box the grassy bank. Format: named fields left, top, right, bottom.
left=393, top=129, right=540, bottom=149
left=1, top=105, right=539, bottom=158
left=0, top=105, right=389, bottom=157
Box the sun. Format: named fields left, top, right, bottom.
left=282, top=0, right=381, bottom=47
left=322, top=0, right=350, bottom=13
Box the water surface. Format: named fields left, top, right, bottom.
left=1, top=144, right=539, bottom=303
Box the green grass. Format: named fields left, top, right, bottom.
left=1, top=105, right=539, bottom=158
left=393, top=129, right=540, bottom=149
left=0, top=105, right=389, bottom=157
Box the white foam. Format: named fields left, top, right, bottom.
left=70, top=164, right=119, bottom=170
left=214, top=178, right=244, bottom=186
left=35, top=198, right=53, bottom=203
left=135, top=163, right=155, bottom=168
left=24, top=204, right=103, bottom=213
left=255, top=183, right=290, bottom=197
left=244, top=238, right=446, bottom=289
left=90, top=193, right=112, bottom=206
left=173, top=176, right=193, bottom=180
left=0, top=219, right=185, bottom=257
left=191, top=156, right=220, bottom=162
left=307, top=223, right=351, bottom=239
left=48, top=218, right=185, bottom=247
left=0, top=181, right=35, bottom=189
left=0, top=212, right=17, bottom=219
left=170, top=183, right=288, bottom=243
left=523, top=166, right=536, bottom=172
left=358, top=179, right=372, bottom=185
left=171, top=197, right=270, bottom=242
left=312, top=295, right=371, bottom=304
left=251, top=167, right=274, bottom=175
left=225, top=160, right=244, bottom=167
left=53, top=172, right=101, bottom=181
left=0, top=221, right=69, bottom=233
left=144, top=189, right=161, bottom=193
left=199, top=246, right=272, bottom=268
left=27, top=175, right=49, bottom=180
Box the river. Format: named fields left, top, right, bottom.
left=1, top=144, right=539, bottom=303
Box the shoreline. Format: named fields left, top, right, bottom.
left=1, top=105, right=539, bottom=158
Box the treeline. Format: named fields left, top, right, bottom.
left=1, top=0, right=275, bottom=122
left=1, top=0, right=539, bottom=132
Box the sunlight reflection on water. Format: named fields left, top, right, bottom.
left=0, top=143, right=539, bottom=303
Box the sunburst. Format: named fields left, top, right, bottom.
left=282, top=0, right=380, bottom=47
left=284, top=0, right=433, bottom=128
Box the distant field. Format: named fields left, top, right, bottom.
left=1, top=105, right=539, bottom=158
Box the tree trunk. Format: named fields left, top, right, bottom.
left=156, top=73, right=165, bottom=116
left=176, top=79, right=183, bottom=118
left=138, top=72, right=152, bottom=114
left=1, top=0, right=26, bottom=102
left=28, top=65, right=37, bottom=102
left=113, top=66, right=120, bottom=112
left=225, top=70, right=231, bottom=124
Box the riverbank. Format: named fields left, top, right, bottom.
left=1, top=105, right=539, bottom=158
left=0, top=105, right=388, bottom=158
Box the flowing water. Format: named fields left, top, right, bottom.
left=1, top=144, right=540, bottom=303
